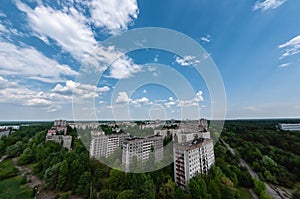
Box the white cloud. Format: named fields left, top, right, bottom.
left=0, top=76, right=110, bottom=112
left=89, top=0, right=139, bottom=35
left=253, top=0, right=287, bottom=11
left=14, top=0, right=142, bottom=79
left=279, top=62, right=292, bottom=67
left=16, top=1, right=97, bottom=59
left=0, top=12, right=6, bottom=18
left=278, top=35, right=300, bottom=58
left=195, top=91, right=204, bottom=101
left=200, top=35, right=211, bottom=43
left=0, top=41, right=78, bottom=82
left=154, top=55, right=159, bottom=62
left=0, top=20, right=27, bottom=39
left=108, top=56, right=142, bottom=79
left=116, top=92, right=131, bottom=104
left=164, top=101, right=176, bottom=108
left=175, top=55, right=200, bottom=66
left=143, top=89, right=147, bottom=94
left=132, top=97, right=150, bottom=105
left=0, top=76, right=65, bottom=111
left=0, top=23, right=7, bottom=33
left=177, top=100, right=199, bottom=107
left=163, top=91, right=204, bottom=108
left=243, top=106, right=261, bottom=112
left=52, top=80, right=109, bottom=99
left=115, top=92, right=152, bottom=107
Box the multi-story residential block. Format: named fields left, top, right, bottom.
left=154, top=128, right=210, bottom=143
left=179, top=118, right=208, bottom=132
left=46, top=134, right=72, bottom=150
left=46, top=120, right=72, bottom=150
left=89, top=132, right=129, bottom=159
left=54, top=119, right=68, bottom=127
left=122, top=135, right=163, bottom=172
left=278, top=123, right=300, bottom=131
left=48, top=120, right=68, bottom=135
left=173, top=138, right=215, bottom=189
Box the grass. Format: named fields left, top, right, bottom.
left=0, top=176, right=33, bottom=199
left=238, top=188, right=253, bottom=199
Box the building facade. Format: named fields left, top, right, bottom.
left=278, top=123, right=300, bottom=131
left=122, top=135, right=163, bottom=172
left=46, top=134, right=72, bottom=150
left=154, top=128, right=210, bottom=143
left=89, top=132, right=129, bottom=158
left=173, top=138, right=215, bottom=189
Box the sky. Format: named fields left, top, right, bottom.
left=0, top=0, right=300, bottom=121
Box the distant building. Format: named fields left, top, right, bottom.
left=154, top=129, right=184, bottom=138
left=278, top=123, right=300, bottom=131
left=46, top=120, right=72, bottom=150
left=179, top=118, right=208, bottom=132
left=48, top=120, right=68, bottom=135
left=0, top=125, right=20, bottom=130
left=173, top=138, right=215, bottom=189
left=54, top=120, right=67, bottom=127
left=46, top=134, right=72, bottom=150
left=0, top=130, right=10, bottom=138
left=177, top=131, right=210, bottom=143
left=122, top=135, right=163, bottom=172
left=154, top=128, right=210, bottom=143
left=198, top=118, right=208, bottom=132
left=89, top=132, right=129, bottom=158
left=69, top=122, right=101, bottom=130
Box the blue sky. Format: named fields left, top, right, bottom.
left=0, top=0, right=300, bottom=120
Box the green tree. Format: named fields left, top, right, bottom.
left=188, top=176, right=211, bottom=199
left=18, top=148, right=34, bottom=165
left=99, top=189, right=115, bottom=199
left=117, top=190, right=134, bottom=199
left=6, top=141, right=23, bottom=157
left=158, top=179, right=176, bottom=199
left=44, top=162, right=61, bottom=189
left=76, top=171, right=91, bottom=197
left=57, top=160, right=68, bottom=190
left=174, top=187, right=191, bottom=199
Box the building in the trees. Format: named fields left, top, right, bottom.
left=122, top=135, right=163, bottom=172
left=46, top=120, right=72, bottom=150
left=46, top=134, right=72, bottom=150
left=89, top=131, right=129, bottom=158
left=173, top=138, right=215, bottom=189
left=278, top=123, right=300, bottom=131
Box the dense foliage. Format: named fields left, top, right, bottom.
left=0, top=121, right=279, bottom=198
left=222, top=120, right=300, bottom=189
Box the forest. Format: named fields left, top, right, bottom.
left=0, top=120, right=299, bottom=198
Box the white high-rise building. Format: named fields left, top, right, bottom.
left=278, top=123, right=300, bottom=131
left=154, top=129, right=210, bottom=143
left=173, top=138, right=215, bottom=189
left=90, top=132, right=129, bottom=158
left=122, top=135, right=163, bottom=172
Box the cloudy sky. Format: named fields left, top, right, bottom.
left=0, top=0, right=300, bottom=120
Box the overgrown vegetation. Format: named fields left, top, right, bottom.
left=222, top=120, right=300, bottom=198
left=3, top=121, right=290, bottom=198
left=0, top=159, right=19, bottom=180
left=0, top=176, right=32, bottom=199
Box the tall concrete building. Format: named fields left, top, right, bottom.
left=54, top=119, right=67, bottom=127
left=278, top=123, right=300, bottom=131
left=46, top=134, right=72, bottom=150
left=173, top=138, right=215, bottom=189
left=89, top=132, right=129, bottom=158
left=122, top=135, right=163, bottom=172
left=154, top=128, right=210, bottom=143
